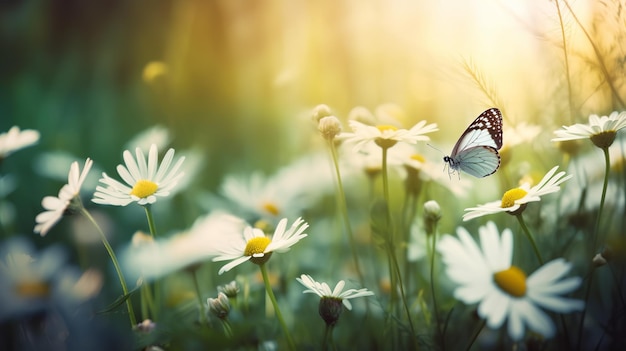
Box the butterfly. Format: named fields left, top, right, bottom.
left=443, top=108, right=503, bottom=178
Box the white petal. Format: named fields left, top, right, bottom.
left=218, top=256, right=251, bottom=275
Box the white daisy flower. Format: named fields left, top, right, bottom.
left=338, top=141, right=407, bottom=180
left=438, top=222, right=584, bottom=341
left=552, top=111, right=626, bottom=149
left=202, top=154, right=333, bottom=223
left=0, top=237, right=99, bottom=321
left=296, top=274, right=374, bottom=311
left=92, top=144, right=185, bottom=206
left=463, top=166, right=572, bottom=221
left=340, top=119, right=438, bottom=151
left=34, top=158, right=93, bottom=236
left=296, top=274, right=374, bottom=326
left=212, top=217, right=308, bottom=275
left=0, top=126, right=40, bottom=159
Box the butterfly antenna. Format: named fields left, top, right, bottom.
left=427, top=143, right=443, bottom=154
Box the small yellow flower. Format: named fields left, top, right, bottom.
left=463, top=166, right=571, bottom=221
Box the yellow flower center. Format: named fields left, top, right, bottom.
left=410, top=154, right=426, bottom=163
left=374, top=125, right=400, bottom=148
left=501, top=188, right=527, bottom=208
left=493, top=266, right=527, bottom=297
left=376, top=125, right=398, bottom=133
left=244, top=236, right=271, bottom=257
left=15, top=281, right=51, bottom=298
left=262, top=202, right=280, bottom=216
left=130, top=179, right=159, bottom=198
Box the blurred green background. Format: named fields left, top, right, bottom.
left=2, top=0, right=624, bottom=240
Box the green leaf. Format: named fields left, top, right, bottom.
left=97, top=285, right=141, bottom=315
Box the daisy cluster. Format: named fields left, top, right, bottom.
left=0, top=104, right=625, bottom=351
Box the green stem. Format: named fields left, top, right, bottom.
left=429, top=223, right=443, bottom=350
left=140, top=283, right=153, bottom=321
left=381, top=146, right=416, bottom=343
left=592, top=147, right=610, bottom=252
left=190, top=269, right=208, bottom=324
left=465, top=319, right=486, bottom=351
left=327, top=139, right=366, bottom=288
left=259, top=264, right=296, bottom=351
left=515, top=214, right=544, bottom=265
left=323, top=323, right=335, bottom=351
left=143, top=205, right=160, bottom=320
left=221, top=319, right=233, bottom=338
left=576, top=268, right=595, bottom=351
left=380, top=147, right=398, bottom=316
left=80, top=207, right=137, bottom=327
left=144, top=205, right=158, bottom=238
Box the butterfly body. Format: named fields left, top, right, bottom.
left=444, top=108, right=503, bottom=178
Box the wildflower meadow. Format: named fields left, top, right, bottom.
left=1, top=1, right=626, bottom=350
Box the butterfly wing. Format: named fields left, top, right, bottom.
left=450, top=108, right=503, bottom=155
left=446, top=108, right=503, bottom=178
left=451, top=146, right=501, bottom=178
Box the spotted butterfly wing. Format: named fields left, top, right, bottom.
left=443, top=108, right=503, bottom=178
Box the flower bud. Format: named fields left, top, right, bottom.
left=208, top=292, right=231, bottom=320
left=135, top=319, right=156, bottom=333
left=423, top=200, right=442, bottom=235
left=318, top=116, right=342, bottom=140
left=592, top=253, right=607, bottom=267
left=218, top=280, right=240, bottom=298
left=311, top=104, right=333, bottom=123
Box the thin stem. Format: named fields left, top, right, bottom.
left=429, top=223, right=443, bottom=350
left=561, top=0, right=625, bottom=107
left=140, top=283, right=153, bottom=321
left=327, top=139, right=366, bottom=288
left=80, top=207, right=137, bottom=327
left=389, top=244, right=417, bottom=342
left=259, top=264, right=296, bottom=351
left=554, top=0, right=575, bottom=124
left=515, top=214, right=544, bottom=265
left=143, top=205, right=160, bottom=320
left=381, top=146, right=416, bottom=343
left=144, top=205, right=158, bottom=238
left=609, top=263, right=626, bottom=310
left=464, top=319, right=486, bottom=351
left=323, top=323, right=335, bottom=351
left=190, top=269, right=208, bottom=324
left=221, top=319, right=233, bottom=338
left=592, top=147, right=610, bottom=252
left=576, top=268, right=595, bottom=351
left=380, top=146, right=398, bottom=317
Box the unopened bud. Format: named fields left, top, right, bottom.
left=208, top=292, right=231, bottom=320
left=218, top=280, right=240, bottom=298
left=592, top=253, right=607, bottom=267
left=423, top=200, right=442, bottom=235
left=318, top=116, right=342, bottom=140
left=311, top=104, right=333, bottom=123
